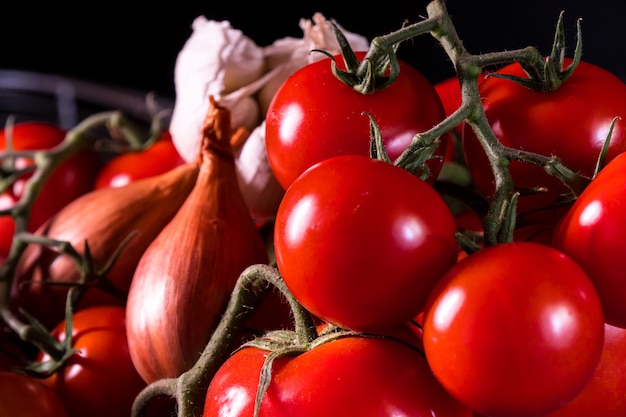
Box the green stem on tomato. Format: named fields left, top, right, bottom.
left=360, top=0, right=589, bottom=245
left=131, top=264, right=317, bottom=417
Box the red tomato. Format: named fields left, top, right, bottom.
left=422, top=241, right=605, bottom=417
left=203, top=336, right=472, bottom=417
left=545, top=322, right=626, bottom=417
left=38, top=306, right=146, bottom=417
left=265, top=51, right=450, bottom=190
left=274, top=155, right=458, bottom=331
left=94, top=131, right=185, bottom=189
left=552, top=151, right=626, bottom=328
left=0, top=371, right=69, bottom=417
left=462, top=60, right=626, bottom=226
left=0, top=122, right=103, bottom=254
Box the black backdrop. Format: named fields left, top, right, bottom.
left=1, top=1, right=625, bottom=99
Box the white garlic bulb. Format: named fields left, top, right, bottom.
left=169, top=13, right=369, bottom=221
left=170, top=17, right=265, bottom=162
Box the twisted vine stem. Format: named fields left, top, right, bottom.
left=130, top=264, right=318, bottom=417
left=338, top=0, right=588, bottom=245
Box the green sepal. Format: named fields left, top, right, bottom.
left=488, top=11, right=583, bottom=92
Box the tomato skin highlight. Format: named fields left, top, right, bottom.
left=266, top=52, right=449, bottom=190
left=552, top=151, right=626, bottom=328
left=462, top=60, right=626, bottom=225
left=422, top=241, right=605, bottom=417
left=274, top=155, right=458, bottom=331
left=203, top=336, right=472, bottom=417
left=94, top=131, right=185, bottom=189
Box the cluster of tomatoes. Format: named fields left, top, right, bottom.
left=0, top=123, right=185, bottom=417
left=3, top=34, right=626, bottom=417
left=202, top=50, right=626, bottom=417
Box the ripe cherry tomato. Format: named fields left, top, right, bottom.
left=0, top=371, right=69, bottom=417
left=274, top=155, right=458, bottom=331
left=203, top=336, right=472, bottom=417
left=265, top=51, right=450, bottom=190
left=462, top=60, right=626, bottom=226
left=38, top=306, right=147, bottom=417
left=552, top=151, right=626, bottom=328
left=545, top=322, right=626, bottom=417
left=0, top=122, right=103, bottom=254
left=94, top=131, right=185, bottom=189
left=422, top=241, right=605, bottom=417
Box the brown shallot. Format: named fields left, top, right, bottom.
left=12, top=160, right=199, bottom=329
left=125, top=97, right=269, bottom=384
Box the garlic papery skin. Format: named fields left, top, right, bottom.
left=170, top=17, right=265, bottom=163
left=169, top=13, right=369, bottom=221
left=234, top=121, right=285, bottom=222
left=257, top=12, right=370, bottom=115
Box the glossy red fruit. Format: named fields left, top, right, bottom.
left=94, top=131, right=185, bottom=189
left=274, top=155, right=458, bottom=331
left=423, top=241, right=605, bottom=417
left=462, top=60, right=626, bottom=226
left=204, top=336, right=472, bottom=417
left=266, top=52, right=450, bottom=190
left=552, top=151, right=626, bottom=328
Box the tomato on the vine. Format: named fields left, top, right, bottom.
left=37, top=306, right=146, bottom=417
left=552, top=151, right=626, bottom=328
left=0, top=371, right=69, bottom=417
left=94, top=130, right=185, bottom=189
left=274, top=155, right=458, bottom=331
left=265, top=51, right=450, bottom=190
left=203, top=335, right=472, bottom=417
left=422, top=241, right=604, bottom=417
left=0, top=122, right=103, bottom=254
left=462, top=59, right=626, bottom=227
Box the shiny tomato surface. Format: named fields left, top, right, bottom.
left=266, top=52, right=450, bottom=190
left=462, top=60, right=626, bottom=226
left=552, top=151, right=626, bottom=328
left=274, top=155, right=458, bottom=331
left=423, top=241, right=604, bottom=417
left=94, top=131, right=185, bottom=189
left=204, top=336, right=472, bottom=417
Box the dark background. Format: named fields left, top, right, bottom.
left=1, top=1, right=625, bottom=102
